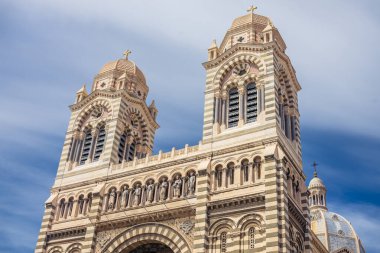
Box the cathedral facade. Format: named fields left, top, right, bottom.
left=35, top=9, right=364, bottom=253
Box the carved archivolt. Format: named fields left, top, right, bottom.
left=74, top=100, right=112, bottom=131
left=99, top=223, right=192, bottom=253
left=213, top=54, right=266, bottom=88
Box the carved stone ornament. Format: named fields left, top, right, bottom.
left=96, top=232, right=111, bottom=248
left=232, top=63, right=250, bottom=76
left=179, top=220, right=194, bottom=234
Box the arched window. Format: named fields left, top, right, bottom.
left=249, top=227, right=255, bottom=249
left=220, top=232, right=227, bottom=253
left=246, top=83, right=258, bottom=123
left=215, top=165, right=223, bottom=188
left=93, top=125, right=106, bottom=161
left=87, top=193, right=93, bottom=213
left=228, top=88, right=239, bottom=128
left=80, top=129, right=92, bottom=165
left=67, top=197, right=74, bottom=217
left=59, top=199, right=66, bottom=218
left=127, top=140, right=136, bottom=161
left=117, top=132, right=127, bottom=163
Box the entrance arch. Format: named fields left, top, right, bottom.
left=102, top=223, right=191, bottom=253
left=126, top=243, right=173, bottom=253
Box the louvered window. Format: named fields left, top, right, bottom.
left=228, top=88, right=239, bottom=128
left=80, top=131, right=92, bottom=165
left=118, top=133, right=127, bottom=163
left=220, top=232, right=227, bottom=252
left=249, top=227, right=255, bottom=249
left=93, top=126, right=106, bottom=161
left=127, top=141, right=136, bottom=161
left=246, top=83, right=258, bottom=123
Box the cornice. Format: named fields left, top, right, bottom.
left=69, top=89, right=159, bottom=129
left=202, top=43, right=276, bottom=70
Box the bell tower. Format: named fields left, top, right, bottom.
left=54, top=52, right=159, bottom=183
left=202, top=9, right=301, bottom=160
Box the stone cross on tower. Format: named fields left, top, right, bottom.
left=247, top=5, right=258, bottom=14
left=312, top=161, right=318, bottom=177
left=123, top=50, right=132, bottom=60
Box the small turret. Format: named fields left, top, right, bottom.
left=148, top=100, right=158, bottom=120
left=75, top=84, right=88, bottom=103
left=308, top=162, right=327, bottom=211
left=208, top=39, right=219, bottom=61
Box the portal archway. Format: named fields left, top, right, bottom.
left=102, top=223, right=191, bottom=253
left=125, top=243, right=173, bottom=253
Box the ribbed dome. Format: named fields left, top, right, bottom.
left=308, top=176, right=326, bottom=189
left=311, top=210, right=365, bottom=253
left=98, top=58, right=146, bottom=86
left=230, top=13, right=269, bottom=29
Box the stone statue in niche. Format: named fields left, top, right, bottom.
left=133, top=184, right=142, bottom=206
left=187, top=172, right=196, bottom=195
left=173, top=175, right=182, bottom=198
left=120, top=186, right=129, bottom=208
left=146, top=180, right=154, bottom=203
left=108, top=188, right=116, bottom=210
left=160, top=178, right=168, bottom=200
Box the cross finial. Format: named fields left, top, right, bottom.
left=123, top=50, right=132, bottom=60
left=312, top=161, right=318, bottom=177
left=247, top=5, right=258, bottom=14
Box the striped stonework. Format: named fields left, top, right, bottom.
left=35, top=203, right=56, bottom=253
left=34, top=11, right=321, bottom=253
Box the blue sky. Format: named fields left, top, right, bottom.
left=0, top=0, right=379, bottom=252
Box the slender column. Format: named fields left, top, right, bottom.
left=154, top=183, right=159, bottom=203
left=115, top=191, right=120, bottom=210
left=234, top=165, right=240, bottom=186
left=181, top=177, right=186, bottom=197
left=221, top=98, right=226, bottom=129
left=74, top=133, right=84, bottom=165
left=238, top=88, right=245, bottom=126
left=140, top=186, right=146, bottom=206
left=68, top=138, right=77, bottom=162
left=102, top=194, right=108, bottom=213
left=128, top=190, right=133, bottom=207
left=211, top=170, right=215, bottom=191
left=221, top=168, right=226, bottom=189
left=214, top=97, right=219, bottom=124
left=168, top=180, right=173, bottom=200
left=71, top=200, right=78, bottom=217
left=87, top=129, right=98, bottom=163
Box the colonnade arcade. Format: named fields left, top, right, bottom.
left=212, top=156, right=262, bottom=190
left=102, top=170, right=196, bottom=213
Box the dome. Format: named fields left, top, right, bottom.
left=311, top=209, right=365, bottom=253
left=97, top=58, right=147, bottom=86
left=308, top=176, right=326, bottom=189
left=230, top=13, right=269, bottom=30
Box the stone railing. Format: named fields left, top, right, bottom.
left=112, top=142, right=201, bottom=170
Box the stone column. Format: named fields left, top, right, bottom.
left=168, top=180, right=173, bottom=200
left=153, top=183, right=159, bottom=203
left=181, top=177, right=186, bottom=197
left=140, top=186, right=146, bottom=206
left=87, top=128, right=98, bottom=163
left=221, top=168, right=226, bottom=189
left=115, top=191, right=121, bottom=210
left=234, top=165, right=240, bottom=187
left=102, top=194, right=108, bottom=213
left=221, top=97, right=226, bottom=129
left=238, top=88, right=245, bottom=126
left=68, top=138, right=77, bottom=162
